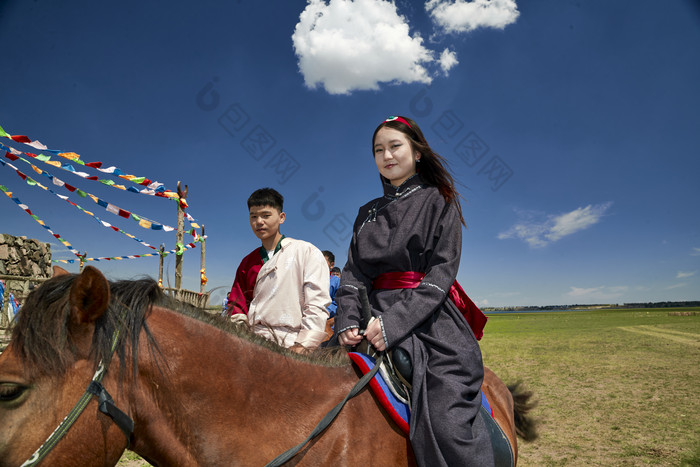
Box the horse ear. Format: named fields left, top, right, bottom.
left=53, top=265, right=70, bottom=277
left=69, top=266, right=110, bottom=324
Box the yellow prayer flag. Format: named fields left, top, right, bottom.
left=58, top=152, right=81, bottom=161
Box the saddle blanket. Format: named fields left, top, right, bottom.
left=348, top=352, right=493, bottom=435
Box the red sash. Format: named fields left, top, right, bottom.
left=372, top=271, right=487, bottom=340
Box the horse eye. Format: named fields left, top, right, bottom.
left=0, top=383, right=27, bottom=402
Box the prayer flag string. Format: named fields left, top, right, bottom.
left=0, top=123, right=204, bottom=261
left=2, top=150, right=175, bottom=232
left=0, top=162, right=203, bottom=252
left=0, top=183, right=204, bottom=263
left=1, top=183, right=83, bottom=258
left=0, top=124, right=194, bottom=210
left=52, top=240, right=203, bottom=264
left=0, top=139, right=178, bottom=201
left=0, top=141, right=199, bottom=228
left=0, top=161, right=163, bottom=251
left=0, top=125, right=202, bottom=227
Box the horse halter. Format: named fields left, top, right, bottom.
left=20, top=316, right=134, bottom=466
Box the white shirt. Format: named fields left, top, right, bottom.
left=247, top=237, right=331, bottom=348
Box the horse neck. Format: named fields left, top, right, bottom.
left=125, top=305, right=355, bottom=466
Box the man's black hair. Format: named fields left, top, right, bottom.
left=247, top=188, right=283, bottom=212
left=322, top=250, right=335, bottom=263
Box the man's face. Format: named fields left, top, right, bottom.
left=249, top=205, right=285, bottom=242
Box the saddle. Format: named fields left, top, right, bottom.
left=349, top=349, right=515, bottom=467
left=353, top=342, right=412, bottom=403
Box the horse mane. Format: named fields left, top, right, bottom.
left=11, top=273, right=348, bottom=378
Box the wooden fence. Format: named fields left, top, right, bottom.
left=162, top=287, right=211, bottom=309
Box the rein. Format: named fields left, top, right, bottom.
left=20, top=311, right=134, bottom=467
left=265, top=352, right=385, bottom=467
left=266, top=284, right=380, bottom=467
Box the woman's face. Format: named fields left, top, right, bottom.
left=373, top=127, right=420, bottom=187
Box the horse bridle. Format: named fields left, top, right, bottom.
left=20, top=319, right=134, bottom=466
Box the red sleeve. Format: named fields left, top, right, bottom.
left=227, top=249, right=263, bottom=316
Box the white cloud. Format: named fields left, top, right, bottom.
left=691, top=247, right=700, bottom=256
left=438, top=48, right=458, bottom=73
left=497, top=218, right=549, bottom=248
left=567, top=285, right=628, bottom=301
left=292, top=0, right=519, bottom=95
left=676, top=271, right=696, bottom=279
left=292, top=0, right=435, bottom=94
left=547, top=203, right=613, bottom=242
left=426, top=0, right=520, bottom=34
left=666, top=283, right=687, bottom=290
left=568, top=286, right=602, bottom=298
left=498, top=202, right=613, bottom=248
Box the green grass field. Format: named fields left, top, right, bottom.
left=119, top=308, right=700, bottom=466
left=481, top=308, right=700, bottom=466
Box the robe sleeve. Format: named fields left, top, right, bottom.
left=227, top=250, right=261, bottom=316
left=228, top=261, right=250, bottom=316
left=295, top=246, right=331, bottom=348
left=334, top=210, right=373, bottom=334
left=380, top=201, right=462, bottom=347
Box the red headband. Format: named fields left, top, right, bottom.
left=384, top=116, right=412, bottom=128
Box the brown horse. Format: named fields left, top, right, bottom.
left=0, top=266, right=536, bottom=466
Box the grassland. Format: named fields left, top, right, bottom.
left=119, top=307, right=700, bottom=466
left=481, top=308, right=700, bottom=466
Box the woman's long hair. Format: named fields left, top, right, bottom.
left=372, top=115, right=465, bottom=225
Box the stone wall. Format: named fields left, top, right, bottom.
left=0, top=233, right=52, bottom=278
left=0, top=233, right=52, bottom=304
left=1, top=234, right=52, bottom=348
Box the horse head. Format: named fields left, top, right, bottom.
left=0, top=266, right=128, bottom=466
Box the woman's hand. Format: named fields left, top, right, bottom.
left=364, top=317, right=386, bottom=351
left=338, top=328, right=362, bottom=346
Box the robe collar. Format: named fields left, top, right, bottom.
left=382, top=173, right=424, bottom=199
left=259, top=235, right=286, bottom=263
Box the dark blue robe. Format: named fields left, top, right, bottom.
left=335, top=174, right=494, bottom=467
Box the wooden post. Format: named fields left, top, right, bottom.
left=200, top=224, right=206, bottom=294
left=158, top=244, right=165, bottom=287
left=175, top=181, right=188, bottom=290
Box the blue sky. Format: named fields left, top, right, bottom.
left=1, top=0, right=699, bottom=307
